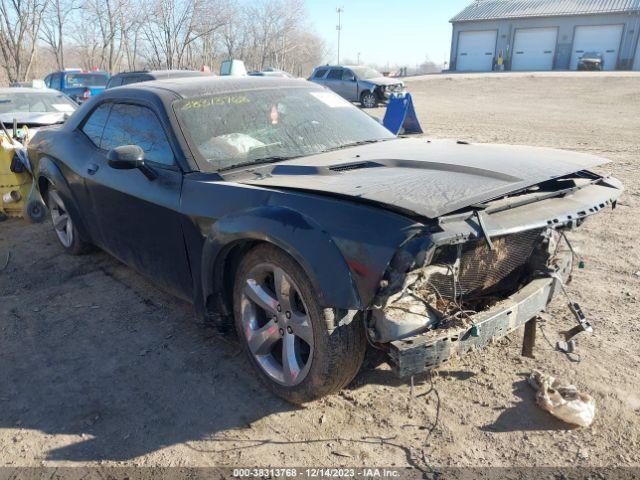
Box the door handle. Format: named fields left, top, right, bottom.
left=87, top=163, right=99, bottom=175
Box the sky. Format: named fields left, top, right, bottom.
left=304, top=0, right=471, bottom=67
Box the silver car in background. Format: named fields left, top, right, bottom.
left=0, top=87, right=77, bottom=132
left=309, top=65, right=405, bottom=108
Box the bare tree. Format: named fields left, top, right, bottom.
left=0, top=0, right=47, bottom=82
left=0, top=0, right=325, bottom=84
left=141, top=0, right=229, bottom=69
left=40, top=0, right=79, bottom=69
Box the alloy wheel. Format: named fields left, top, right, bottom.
left=240, top=263, right=314, bottom=386
left=49, top=190, right=74, bottom=248
left=362, top=93, right=377, bottom=108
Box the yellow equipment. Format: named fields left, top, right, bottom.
left=0, top=133, right=31, bottom=219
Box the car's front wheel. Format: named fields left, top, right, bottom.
left=360, top=91, right=378, bottom=108
left=47, top=188, right=91, bottom=255
left=233, top=244, right=366, bottom=404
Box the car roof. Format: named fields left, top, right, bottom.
left=113, top=69, right=204, bottom=77
left=51, top=70, right=109, bottom=75
left=315, top=65, right=361, bottom=69
left=120, top=76, right=320, bottom=100
left=0, top=87, right=63, bottom=94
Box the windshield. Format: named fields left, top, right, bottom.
left=174, top=87, right=394, bottom=171
left=0, top=92, right=77, bottom=114
left=65, top=73, right=109, bottom=88
left=351, top=67, right=382, bottom=79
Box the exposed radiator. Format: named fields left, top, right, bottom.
left=426, top=229, right=544, bottom=301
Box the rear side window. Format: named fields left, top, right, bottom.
left=50, top=73, right=62, bottom=89
left=313, top=68, right=328, bottom=78
left=121, top=75, right=150, bottom=86
left=326, top=68, right=343, bottom=80
left=81, top=103, right=112, bottom=147
left=100, top=103, right=174, bottom=166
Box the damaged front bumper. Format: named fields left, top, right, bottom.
left=373, top=175, right=623, bottom=377
left=388, top=250, right=572, bottom=377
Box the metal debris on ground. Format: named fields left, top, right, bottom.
left=528, top=370, right=596, bottom=427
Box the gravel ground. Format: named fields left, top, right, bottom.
left=1, top=72, right=639, bottom=470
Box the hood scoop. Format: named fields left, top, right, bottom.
left=329, top=161, right=382, bottom=173
left=269, top=161, right=383, bottom=176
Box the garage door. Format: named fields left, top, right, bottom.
left=456, top=30, right=497, bottom=72
left=511, top=28, right=557, bottom=71
left=570, top=25, right=623, bottom=71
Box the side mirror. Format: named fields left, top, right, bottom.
left=107, top=145, right=144, bottom=169
left=107, top=145, right=156, bottom=180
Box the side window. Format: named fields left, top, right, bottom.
left=121, top=75, right=145, bottom=86
left=50, top=73, right=62, bottom=89
left=342, top=69, right=355, bottom=81
left=44, top=75, right=51, bottom=87
left=106, top=77, right=121, bottom=89
left=101, top=103, right=174, bottom=166
left=313, top=68, right=328, bottom=78
left=81, top=103, right=112, bottom=147
left=326, top=68, right=343, bottom=80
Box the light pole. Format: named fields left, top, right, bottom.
left=357, top=52, right=361, bottom=65
left=336, top=7, right=343, bottom=64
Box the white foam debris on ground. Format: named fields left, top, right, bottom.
left=529, top=370, right=596, bottom=428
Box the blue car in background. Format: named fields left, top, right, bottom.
left=43, top=69, right=110, bottom=103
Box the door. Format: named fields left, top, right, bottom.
left=338, top=68, right=359, bottom=101
left=456, top=30, right=497, bottom=72
left=82, top=101, right=193, bottom=299
left=323, top=68, right=346, bottom=98
left=511, top=27, right=558, bottom=71
left=570, top=25, right=623, bottom=70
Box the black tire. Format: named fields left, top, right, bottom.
left=47, top=188, right=92, bottom=255
left=360, top=91, right=378, bottom=109
left=25, top=199, right=47, bottom=223
left=233, top=244, right=367, bottom=404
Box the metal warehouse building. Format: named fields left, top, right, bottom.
left=450, top=0, right=640, bottom=71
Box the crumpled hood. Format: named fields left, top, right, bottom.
left=0, top=111, right=67, bottom=126
left=237, top=138, right=609, bottom=219
left=364, top=76, right=404, bottom=87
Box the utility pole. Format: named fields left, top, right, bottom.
left=336, top=7, right=344, bottom=64
left=357, top=52, right=361, bottom=65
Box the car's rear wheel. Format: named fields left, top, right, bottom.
left=47, top=188, right=91, bottom=255
left=233, top=244, right=366, bottom=404
left=360, top=91, right=378, bottom=109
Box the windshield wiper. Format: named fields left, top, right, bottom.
left=218, top=155, right=301, bottom=172
left=320, top=138, right=391, bottom=154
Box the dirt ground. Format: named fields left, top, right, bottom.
left=1, top=72, right=639, bottom=470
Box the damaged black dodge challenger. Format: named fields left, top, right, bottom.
left=29, top=77, right=623, bottom=404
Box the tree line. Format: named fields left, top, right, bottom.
left=0, top=0, right=326, bottom=84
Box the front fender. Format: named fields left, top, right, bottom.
left=201, top=205, right=363, bottom=320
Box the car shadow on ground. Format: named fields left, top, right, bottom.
left=480, top=378, right=575, bottom=432
left=0, top=230, right=296, bottom=462
left=0, top=222, right=566, bottom=464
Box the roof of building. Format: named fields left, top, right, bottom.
left=451, top=0, right=640, bottom=22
